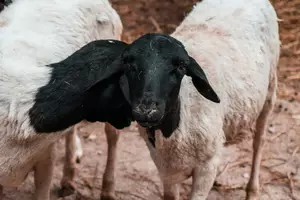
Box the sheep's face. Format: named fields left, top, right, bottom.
left=120, top=33, right=220, bottom=129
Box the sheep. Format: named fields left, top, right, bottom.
left=103, top=0, right=280, bottom=199
left=0, top=0, right=133, bottom=199
left=0, top=1, right=125, bottom=198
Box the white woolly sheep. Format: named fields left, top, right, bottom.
left=0, top=0, right=132, bottom=200
left=105, top=0, right=280, bottom=199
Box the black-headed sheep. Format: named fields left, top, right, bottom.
left=102, top=0, right=280, bottom=199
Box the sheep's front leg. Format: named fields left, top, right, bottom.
left=59, top=126, right=83, bottom=197
left=0, top=185, right=3, bottom=200
left=190, top=160, right=218, bottom=200
left=33, top=144, right=55, bottom=200
left=163, top=183, right=179, bottom=200
left=101, top=123, right=120, bottom=200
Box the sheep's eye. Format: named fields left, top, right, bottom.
left=123, top=57, right=133, bottom=71
left=123, top=62, right=137, bottom=73
left=123, top=55, right=135, bottom=64
left=172, top=58, right=187, bottom=71
left=175, top=60, right=187, bottom=73
left=178, top=61, right=186, bottom=70
left=124, top=63, right=131, bottom=69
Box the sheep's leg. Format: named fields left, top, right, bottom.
left=59, top=125, right=83, bottom=197
left=33, top=144, right=55, bottom=200
left=74, top=130, right=83, bottom=162
left=101, top=123, right=120, bottom=200
left=74, top=119, right=93, bottom=138
left=189, top=160, right=218, bottom=200
left=163, top=183, right=179, bottom=200
left=0, top=185, right=3, bottom=200
left=246, top=74, right=277, bottom=200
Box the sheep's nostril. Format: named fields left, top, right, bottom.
left=148, top=109, right=158, bottom=116
left=133, top=108, right=140, bottom=115
left=134, top=107, right=163, bottom=128
left=132, top=101, right=163, bottom=125
left=147, top=109, right=162, bottom=122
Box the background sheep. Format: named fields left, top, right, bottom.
left=102, top=0, right=280, bottom=199
left=0, top=1, right=124, bottom=198
left=0, top=0, right=131, bottom=200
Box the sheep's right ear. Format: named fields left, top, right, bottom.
left=186, top=56, right=220, bottom=103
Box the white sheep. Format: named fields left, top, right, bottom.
left=0, top=0, right=129, bottom=199
left=111, top=0, right=280, bottom=199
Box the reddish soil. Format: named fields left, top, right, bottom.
left=2, top=0, right=300, bottom=200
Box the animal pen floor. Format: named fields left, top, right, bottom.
left=2, top=0, right=300, bottom=199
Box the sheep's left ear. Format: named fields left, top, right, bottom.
left=186, top=56, right=220, bottom=103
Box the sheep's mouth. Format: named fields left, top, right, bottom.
left=136, top=120, right=161, bottom=128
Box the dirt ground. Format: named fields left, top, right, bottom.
left=2, top=0, right=300, bottom=200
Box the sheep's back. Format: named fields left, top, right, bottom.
left=173, top=0, right=280, bottom=141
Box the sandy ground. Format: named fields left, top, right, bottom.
left=1, top=0, right=300, bottom=199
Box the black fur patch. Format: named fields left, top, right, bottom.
left=146, top=99, right=181, bottom=147
left=147, top=128, right=156, bottom=147
left=29, top=40, right=132, bottom=133
left=155, top=99, right=181, bottom=138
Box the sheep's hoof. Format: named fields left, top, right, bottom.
left=76, top=156, right=81, bottom=164
left=246, top=197, right=258, bottom=200
left=163, top=194, right=180, bottom=200
left=101, top=193, right=116, bottom=200
left=245, top=195, right=258, bottom=200
left=57, top=183, right=76, bottom=197
left=245, top=189, right=259, bottom=200
left=246, top=183, right=260, bottom=200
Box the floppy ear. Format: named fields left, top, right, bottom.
left=83, top=40, right=128, bottom=86
left=95, top=56, right=124, bottom=84
left=186, top=56, right=220, bottom=103
left=29, top=40, right=129, bottom=133
left=119, top=75, right=131, bottom=104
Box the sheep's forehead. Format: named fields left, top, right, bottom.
left=128, top=40, right=184, bottom=62
left=130, top=34, right=181, bottom=52
left=124, top=34, right=188, bottom=73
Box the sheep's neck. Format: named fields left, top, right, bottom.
left=146, top=99, right=181, bottom=147
left=158, top=98, right=181, bottom=137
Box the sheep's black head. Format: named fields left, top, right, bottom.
left=119, top=33, right=220, bottom=129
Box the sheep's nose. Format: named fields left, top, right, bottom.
left=132, top=95, right=163, bottom=127
left=133, top=103, right=161, bottom=122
